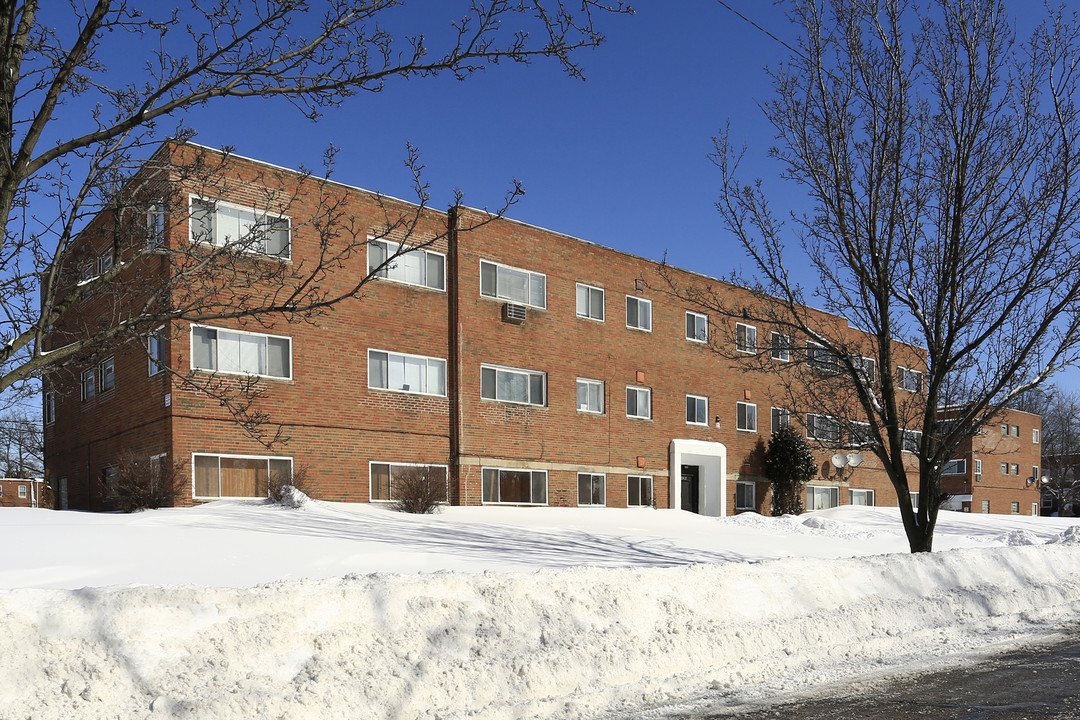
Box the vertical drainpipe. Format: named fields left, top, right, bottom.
left=447, top=206, right=462, bottom=504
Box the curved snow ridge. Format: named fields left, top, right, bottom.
left=1, top=544, right=1079, bottom=720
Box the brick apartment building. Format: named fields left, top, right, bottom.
left=42, top=142, right=1035, bottom=516
left=0, top=478, right=45, bottom=508
left=939, top=408, right=1043, bottom=516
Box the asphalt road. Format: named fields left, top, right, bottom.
left=693, top=634, right=1080, bottom=720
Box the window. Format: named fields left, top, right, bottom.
left=686, top=394, right=709, bottom=426
left=479, top=259, right=546, bottom=309
left=147, top=202, right=165, bottom=248
left=17, top=485, right=26, bottom=499
left=97, top=251, right=114, bottom=275
left=1010, top=463, right=1019, bottom=475
left=1001, top=423, right=1008, bottom=435
left=369, top=349, right=447, bottom=396
left=193, top=453, right=292, bottom=498
left=481, top=364, right=546, bottom=406
left=626, top=386, right=652, bottom=419
left=736, top=323, right=757, bottom=354
left=44, top=392, right=55, bottom=425
left=99, top=357, right=115, bottom=392
left=974, top=459, right=982, bottom=482
left=576, top=283, right=605, bottom=321
left=577, top=473, right=606, bottom=506
left=627, top=475, right=653, bottom=507
left=103, top=466, right=118, bottom=496
left=808, top=485, right=839, bottom=510
left=369, top=462, right=449, bottom=503
left=482, top=467, right=548, bottom=504
left=1033, top=465, right=1040, bottom=482
left=806, top=413, right=841, bottom=444
left=897, top=367, right=923, bottom=392
left=190, top=197, right=290, bottom=258
left=1000, top=462, right=1008, bottom=475
left=737, top=401, right=758, bottom=432
left=1010, top=424, right=1020, bottom=437
left=1033, top=428, right=1041, bottom=443
left=910, top=492, right=920, bottom=510
left=191, top=325, right=292, bottom=380
left=685, top=311, right=708, bottom=343
left=807, top=342, right=841, bottom=373
left=81, top=368, right=96, bottom=401
left=856, top=356, right=877, bottom=385
left=772, top=407, right=791, bottom=431
left=1011, top=501, right=1020, bottom=515
left=148, top=330, right=165, bottom=376
left=981, top=500, right=990, bottom=513
left=849, top=489, right=875, bottom=506
left=941, top=459, right=966, bottom=475
left=576, top=378, right=604, bottom=414
left=849, top=421, right=872, bottom=447
left=626, top=296, right=652, bottom=331
left=368, top=238, right=445, bottom=291
left=902, top=429, right=921, bottom=453
left=736, top=481, right=756, bottom=511
left=770, top=332, right=791, bottom=361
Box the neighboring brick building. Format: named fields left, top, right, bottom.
left=42, top=143, right=1030, bottom=516
left=939, top=408, right=1043, bottom=515
left=0, top=478, right=46, bottom=508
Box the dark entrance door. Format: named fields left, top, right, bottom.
left=681, top=464, right=700, bottom=513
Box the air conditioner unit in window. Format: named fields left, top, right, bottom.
left=503, top=303, right=527, bottom=324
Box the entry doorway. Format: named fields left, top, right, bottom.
left=681, top=465, right=700, bottom=513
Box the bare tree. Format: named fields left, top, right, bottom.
left=695, top=0, right=1080, bottom=552
left=0, top=0, right=632, bottom=418
left=1016, top=386, right=1080, bottom=514
left=0, top=410, right=42, bottom=478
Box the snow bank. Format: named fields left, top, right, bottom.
left=2, top=542, right=1079, bottom=719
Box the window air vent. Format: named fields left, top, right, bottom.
left=503, top=303, right=527, bottom=324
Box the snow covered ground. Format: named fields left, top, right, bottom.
left=2, top=501, right=1079, bottom=719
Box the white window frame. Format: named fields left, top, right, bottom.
left=577, top=472, right=607, bottom=507
left=481, top=466, right=548, bottom=505
left=625, top=295, right=652, bottom=332
left=576, top=378, right=604, bottom=414
left=735, top=481, right=756, bottom=510
left=807, top=485, right=840, bottom=510
left=1001, top=423, right=1008, bottom=435
left=626, top=385, right=652, bottom=420
left=771, top=407, right=791, bottom=431
left=1000, top=462, right=1009, bottom=475
left=191, top=452, right=293, bottom=500
left=848, top=421, right=872, bottom=447
left=685, top=311, right=708, bottom=343
left=849, top=488, right=875, bottom=506
left=99, top=356, right=115, bottom=393
left=368, top=461, right=450, bottom=503
left=1011, top=463, right=1019, bottom=475
left=902, top=429, right=922, bottom=453
left=367, top=237, right=446, bottom=292
left=1010, top=424, right=1020, bottom=437
left=147, top=202, right=166, bottom=248
left=856, top=356, right=877, bottom=385
left=1011, top=501, right=1020, bottom=515
left=686, top=394, right=709, bottom=426
left=806, top=413, right=841, bottom=444
left=148, top=328, right=165, bottom=377
left=770, top=332, right=791, bottom=361
left=480, top=363, right=546, bottom=406
left=575, top=283, right=605, bottom=322
left=368, top=349, right=447, bottom=397
left=17, top=484, right=26, bottom=499
left=736, top=401, right=758, bottom=432
left=807, top=342, right=841, bottom=374
left=81, top=368, right=96, bottom=402
left=190, top=324, right=293, bottom=381
left=974, top=458, right=982, bottom=482
left=97, top=251, right=114, bottom=275
left=1033, top=428, right=1041, bottom=443
left=736, top=322, right=757, bottom=354
left=188, top=195, right=291, bottom=259
left=1033, top=465, right=1040, bottom=482
left=627, top=475, right=653, bottom=507
left=981, top=499, right=990, bottom=513
left=479, top=259, right=546, bottom=309
left=897, top=366, right=923, bottom=393
left=941, top=459, right=966, bottom=475
left=44, top=391, right=55, bottom=425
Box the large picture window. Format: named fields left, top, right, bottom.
left=482, top=467, right=548, bottom=504
left=368, top=238, right=445, bottom=291
left=369, top=349, right=446, bottom=396
left=191, top=325, right=292, bottom=379
left=190, top=197, right=290, bottom=258
left=369, top=462, right=449, bottom=502
left=807, top=485, right=839, bottom=510
left=481, top=364, right=546, bottom=405
left=193, top=453, right=292, bottom=498
left=479, top=259, right=546, bottom=308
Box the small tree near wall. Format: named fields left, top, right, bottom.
left=765, top=425, right=817, bottom=516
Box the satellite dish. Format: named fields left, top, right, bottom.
left=847, top=453, right=864, bottom=467
left=831, top=453, right=848, bottom=468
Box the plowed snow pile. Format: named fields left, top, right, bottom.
left=1, top=502, right=1079, bottom=719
